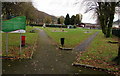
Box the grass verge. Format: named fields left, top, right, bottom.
left=75, top=32, right=120, bottom=74
left=37, top=27, right=99, bottom=48
left=2, top=26, right=38, bottom=59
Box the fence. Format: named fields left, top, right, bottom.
left=112, top=29, right=120, bottom=38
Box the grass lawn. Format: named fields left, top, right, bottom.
left=75, top=32, right=119, bottom=73
left=38, top=27, right=100, bottom=48
left=2, top=26, right=38, bottom=58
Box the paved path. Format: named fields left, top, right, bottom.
left=74, top=32, right=99, bottom=51
left=2, top=29, right=107, bottom=74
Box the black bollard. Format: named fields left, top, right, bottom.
left=60, top=38, right=65, bottom=47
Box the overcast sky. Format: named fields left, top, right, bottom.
left=32, top=0, right=118, bottom=24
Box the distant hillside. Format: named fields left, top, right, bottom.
left=2, top=2, right=57, bottom=23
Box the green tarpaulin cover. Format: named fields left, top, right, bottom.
left=2, top=16, right=26, bottom=32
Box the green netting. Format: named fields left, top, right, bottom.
left=2, top=16, right=26, bottom=32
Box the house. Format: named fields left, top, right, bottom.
left=84, top=23, right=100, bottom=29
left=67, top=25, right=75, bottom=29
left=76, top=23, right=85, bottom=27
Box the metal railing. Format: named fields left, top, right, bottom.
left=112, top=29, right=120, bottom=38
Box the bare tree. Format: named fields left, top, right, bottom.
left=82, top=1, right=119, bottom=37
left=81, top=0, right=120, bottom=64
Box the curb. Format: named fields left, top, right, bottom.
left=27, top=32, right=38, bottom=59
left=59, top=47, right=73, bottom=50
left=29, top=39, right=37, bottom=59
left=0, top=56, right=17, bottom=59
left=72, top=63, right=118, bottom=74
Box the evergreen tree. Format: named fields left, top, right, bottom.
left=70, top=15, right=76, bottom=25
left=75, top=14, right=80, bottom=25
left=57, top=18, right=60, bottom=24
left=64, top=14, right=70, bottom=25
left=57, top=16, right=65, bottom=24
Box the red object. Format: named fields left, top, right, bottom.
left=21, top=36, right=25, bottom=47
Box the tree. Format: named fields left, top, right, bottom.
left=44, top=16, right=52, bottom=24
left=97, top=2, right=117, bottom=38
left=2, top=2, right=37, bottom=20
left=60, top=16, right=65, bottom=25
left=57, top=18, right=60, bottom=24
left=82, top=0, right=120, bottom=64
left=57, top=16, right=64, bottom=24
left=98, top=2, right=120, bottom=65
left=82, top=1, right=119, bottom=38
left=75, top=14, right=81, bottom=25
left=64, top=14, right=70, bottom=25
left=70, top=15, right=76, bottom=25
left=2, top=2, right=57, bottom=24
left=2, top=2, right=22, bottom=19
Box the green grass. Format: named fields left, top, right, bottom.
left=76, top=32, right=119, bottom=71
left=37, top=27, right=100, bottom=48
left=2, top=26, right=38, bottom=58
